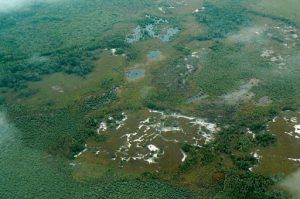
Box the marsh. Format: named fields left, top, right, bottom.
left=0, top=0, right=300, bottom=198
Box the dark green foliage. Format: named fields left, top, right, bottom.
left=0, top=33, right=137, bottom=90
left=0, top=0, right=297, bottom=198
left=126, top=49, right=138, bottom=60
left=179, top=144, right=216, bottom=171
left=195, top=1, right=251, bottom=40
left=9, top=108, right=82, bottom=154
left=200, top=146, right=216, bottom=165
left=70, top=141, right=85, bottom=156
left=282, top=103, right=299, bottom=111
left=256, top=132, right=277, bottom=147
left=179, top=144, right=199, bottom=171
left=0, top=135, right=196, bottom=199
left=0, top=50, right=93, bottom=89
left=249, top=121, right=267, bottom=132
left=235, top=134, right=255, bottom=152
left=216, top=170, right=284, bottom=199
left=81, top=90, right=117, bottom=111
left=136, top=14, right=168, bottom=28
left=17, top=88, right=39, bottom=98
left=0, top=0, right=142, bottom=91
left=213, top=106, right=279, bottom=155
left=248, top=10, right=297, bottom=26
left=213, top=127, right=239, bottom=154
left=105, top=113, right=125, bottom=128
left=235, top=106, right=279, bottom=133
left=102, top=35, right=129, bottom=49
left=175, top=46, right=192, bottom=56
left=100, top=78, right=122, bottom=90
left=179, top=157, right=198, bottom=172
left=232, top=154, right=258, bottom=170
left=0, top=95, right=5, bottom=105
left=181, top=143, right=197, bottom=154
left=193, top=42, right=258, bottom=97
left=254, top=77, right=299, bottom=101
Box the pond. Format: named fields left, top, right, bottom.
left=126, top=66, right=145, bottom=80
left=147, top=50, right=161, bottom=60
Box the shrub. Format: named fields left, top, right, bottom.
left=256, top=132, right=277, bottom=147
left=195, top=1, right=251, bottom=40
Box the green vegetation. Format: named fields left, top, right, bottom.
left=1, top=0, right=299, bottom=198
left=256, top=132, right=277, bottom=147
left=232, top=154, right=259, bottom=170
left=0, top=0, right=148, bottom=90
left=195, top=1, right=251, bottom=40
left=216, top=170, right=287, bottom=199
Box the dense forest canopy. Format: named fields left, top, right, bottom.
left=1, top=0, right=300, bottom=198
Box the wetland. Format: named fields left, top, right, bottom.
left=0, top=0, right=300, bottom=198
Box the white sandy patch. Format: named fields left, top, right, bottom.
left=51, top=85, right=64, bottom=93
left=247, top=128, right=256, bottom=139
left=294, top=125, right=300, bottom=134
left=191, top=51, right=200, bottom=58
left=149, top=109, right=165, bottom=115
left=106, top=109, right=219, bottom=165
left=147, top=144, right=159, bottom=152
left=158, top=7, right=165, bottom=13
left=288, top=158, right=300, bottom=162
left=170, top=113, right=195, bottom=121
left=145, top=157, right=156, bottom=164
left=69, top=162, right=76, bottom=166
left=249, top=150, right=262, bottom=171
left=291, top=117, right=298, bottom=123
left=180, top=149, right=187, bottom=162
left=97, top=122, right=107, bottom=133
left=74, top=146, right=88, bottom=158
left=193, top=8, right=199, bottom=13
left=261, top=49, right=274, bottom=58
left=161, top=127, right=182, bottom=132
left=115, top=112, right=128, bottom=130
left=111, top=48, right=117, bottom=56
